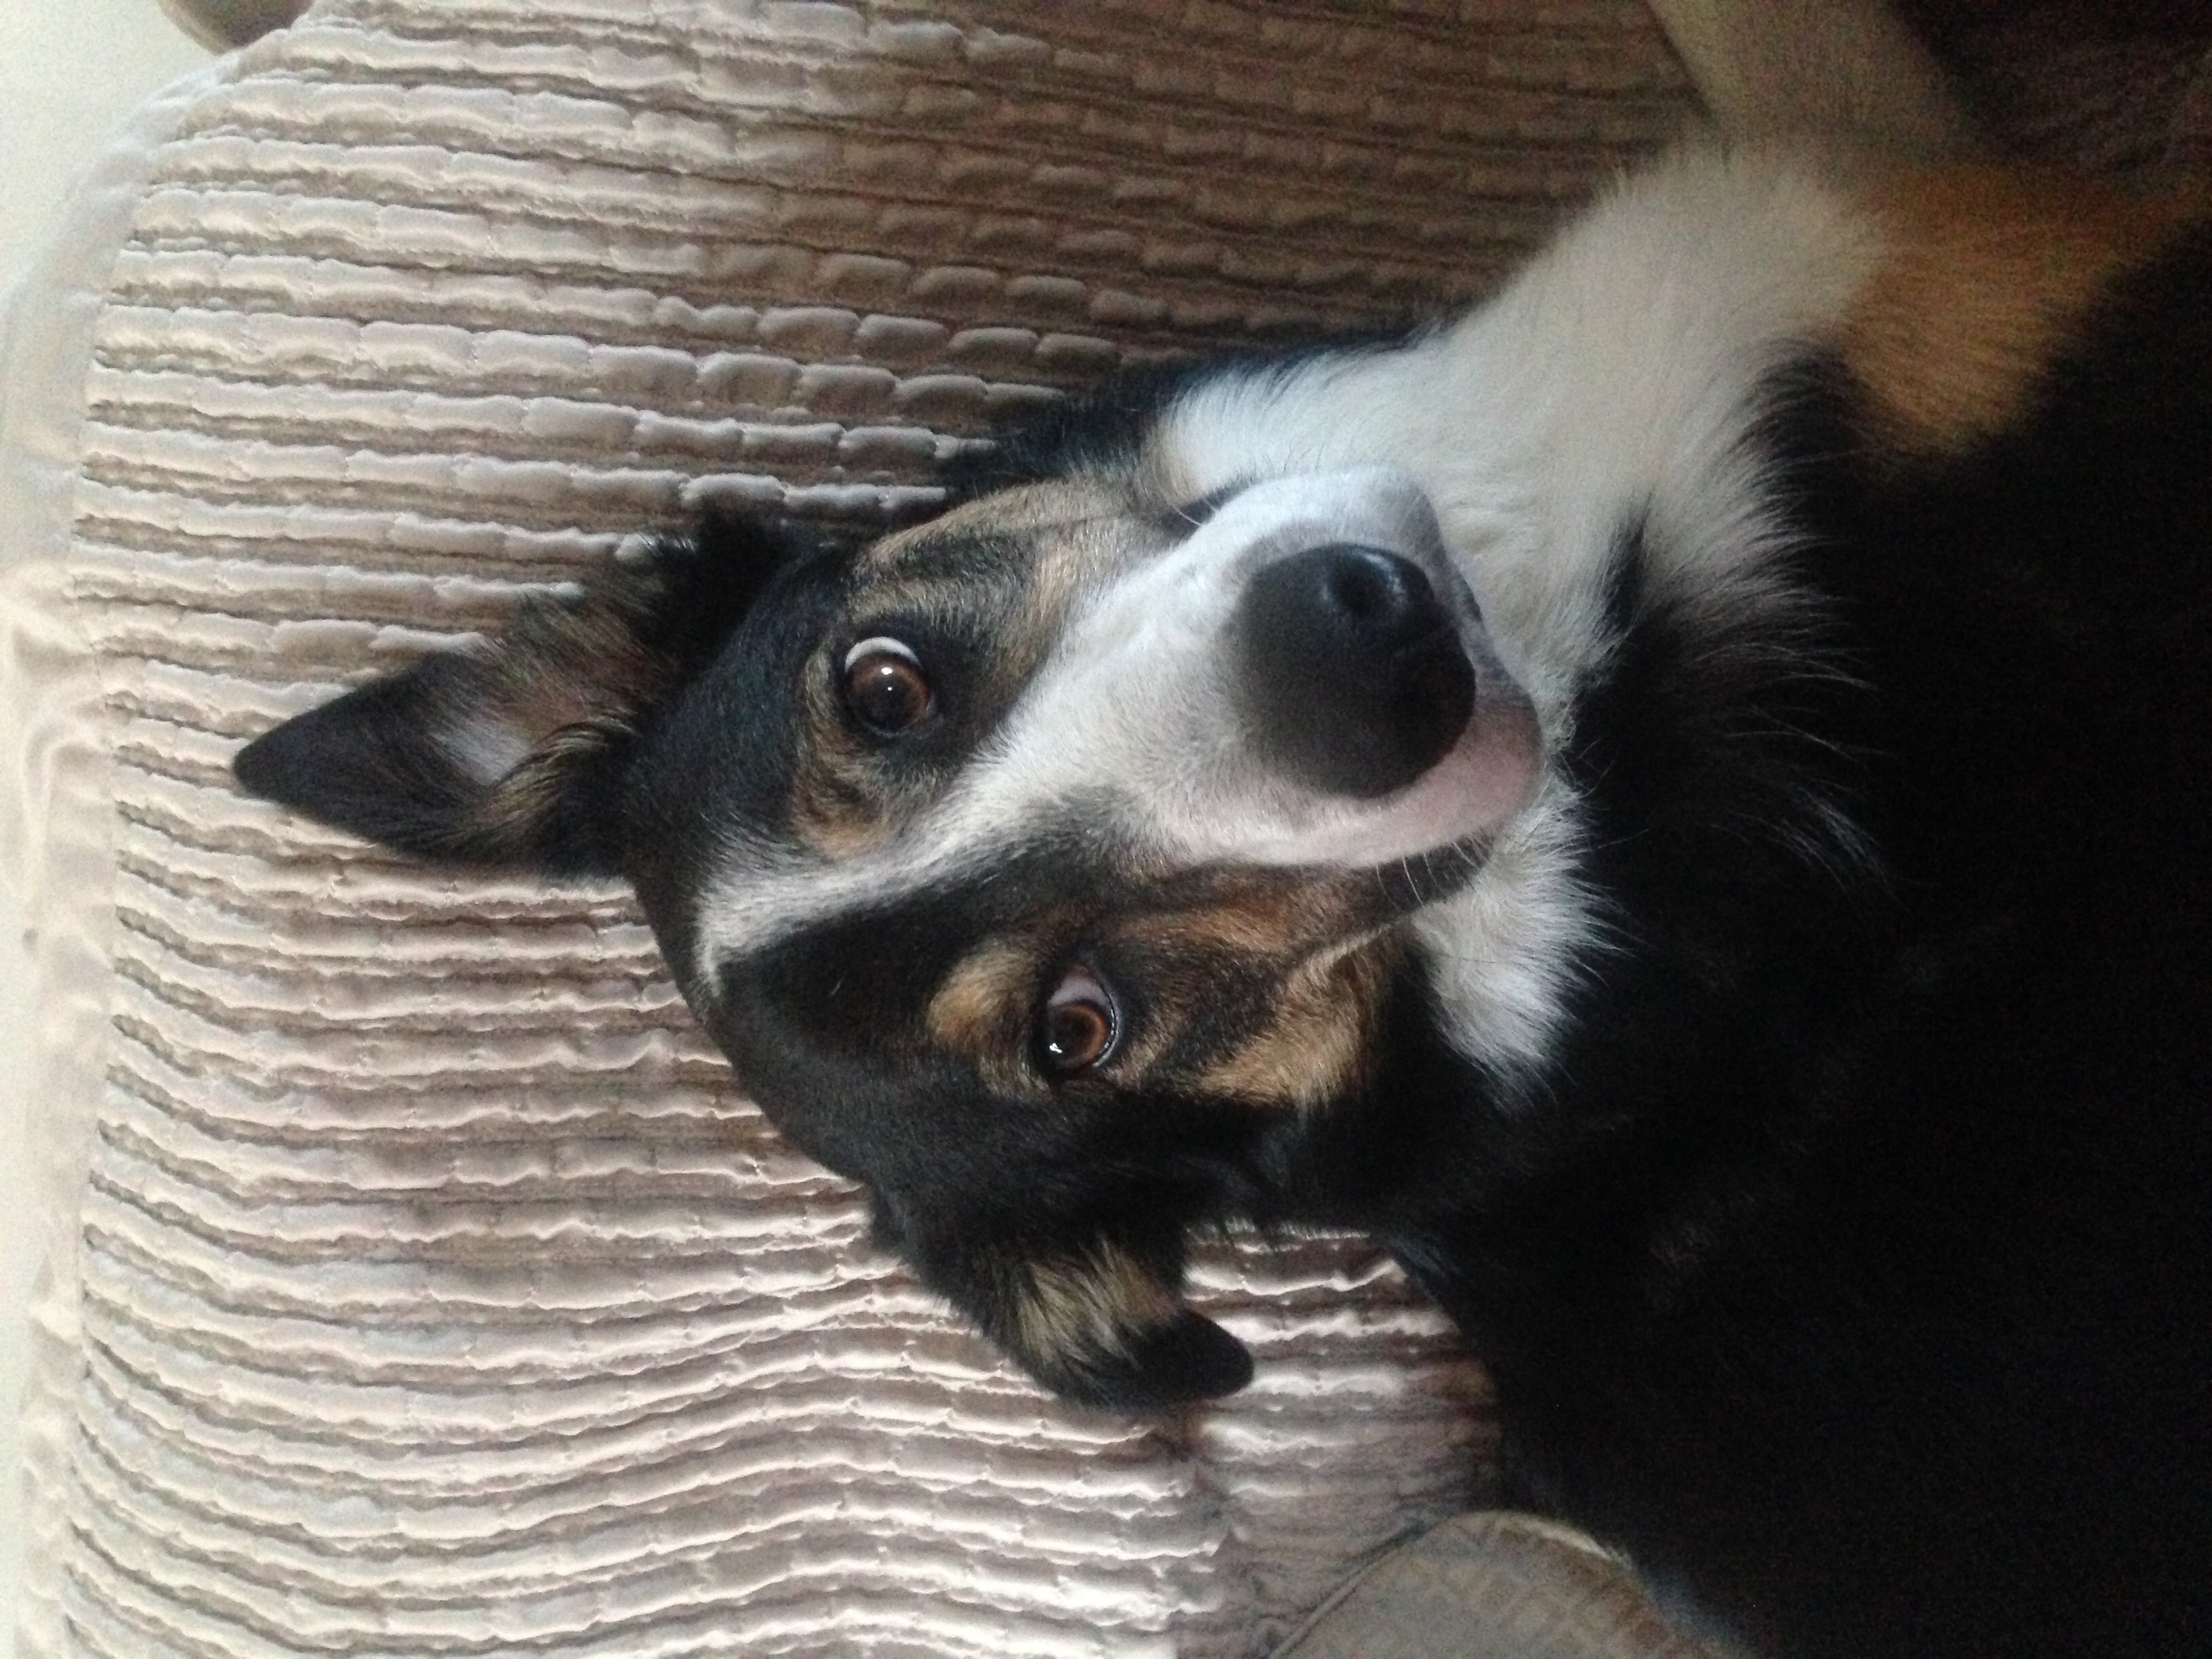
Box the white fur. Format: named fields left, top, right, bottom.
left=694, top=150, right=1890, bottom=1085
left=1153, top=148, right=1878, bottom=715
left=443, top=712, right=533, bottom=787
left=966, top=470, right=1538, bottom=869
left=1150, top=148, right=1881, bottom=1079
left=693, top=472, right=1537, bottom=972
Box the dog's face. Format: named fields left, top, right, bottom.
left=236, top=465, right=1540, bottom=1406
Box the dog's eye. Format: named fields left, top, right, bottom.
left=1040, top=966, right=1118, bottom=1076
left=841, top=637, right=933, bottom=735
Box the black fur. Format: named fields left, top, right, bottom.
left=235, top=510, right=817, bottom=875
left=1258, top=241, right=2212, bottom=1655
left=232, top=194, right=2212, bottom=1658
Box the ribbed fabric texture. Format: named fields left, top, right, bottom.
left=13, top=3, right=1694, bottom=1654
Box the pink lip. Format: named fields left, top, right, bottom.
left=1396, top=684, right=1544, bottom=847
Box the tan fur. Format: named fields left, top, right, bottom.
left=1012, top=518, right=1115, bottom=682
left=789, top=485, right=1159, bottom=860
left=1841, top=167, right=2198, bottom=459
left=487, top=606, right=659, bottom=744
left=1138, top=883, right=1349, bottom=960
left=926, top=937, right=1043, bottom=1090
left=806, top=485, right=1406, bottom=1116
left=920, top=876, right=1395, bottom=1108
left=1193, top=935, right=1395, bottom=1109
left=787, top=670, right=901, bottom=861
left=788, top=771, right=895, bottom=859
left=480, top=715, right=632, bottom=846
left=459, top=594, right=673, bottom=847
left=783, top=575, right=950, bottom=859
left=1008, top=1241, right=1182, bottom=1371
left=865, top=479, right=1133, bottom=567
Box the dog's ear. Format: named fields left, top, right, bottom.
left=234, top=512, right=804, bottom=876
left=985, top=1239, right=1252, bottom=1410
left=879, top=1202, right=1252, bottom=1410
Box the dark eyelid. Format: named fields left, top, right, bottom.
left=840, top=613, right=928, bottom=649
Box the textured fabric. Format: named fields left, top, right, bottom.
left=0, top=3, right=1697, bottom=1655
left=1, top=64, right=235, bottom=1657
left=1273, top=1513, right=1736, bottom=1659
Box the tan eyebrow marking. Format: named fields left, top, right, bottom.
left=864, top=478, right=1136, bottom=568
left=785, top=485, right=1164, bottom=864
left=787, top=648, right=896, bottom=858
left=789, top=766, right=893, bottom=859
left=925, top=935, right=1053, bottom=1095
left=928, top=937, right=1035, bottom=1051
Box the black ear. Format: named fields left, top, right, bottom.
left=233, top=511, right=802, bottom=876
left=886, top=1208, right=1253, bottom=1410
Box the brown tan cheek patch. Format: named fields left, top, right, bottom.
left=1193, top=936, right=1397, bottom=1109
left=1841, top=165, right=2198, bottom=460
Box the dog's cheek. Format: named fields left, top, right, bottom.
left=1188, top=938, right=1396, bottom=1109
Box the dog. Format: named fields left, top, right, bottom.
left=232, top=138, right=2212, bottom=1658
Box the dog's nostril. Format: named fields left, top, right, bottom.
left=1233, top=542, right=1477, bottom=800
left=1326, top=556, right=1399, bottom=623
left=1317, top=546, right=1422, bottom=632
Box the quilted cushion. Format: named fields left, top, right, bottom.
left=1274, top=1513, right=1734, bottom=1659
left=0, top=3, right=1695, bottom=1654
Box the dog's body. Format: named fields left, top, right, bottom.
left=237, top=147, right=2212, bottom=1658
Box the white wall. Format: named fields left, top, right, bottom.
left=1, top=7, right=211, bottom=1653
left=1, top=0, right=211, bottom=302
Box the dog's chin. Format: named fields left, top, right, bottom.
left=1218, top=686, right=1544, bottom=871
left=1390, top=693, right=1544, bottom=855
left=1340, top=555, right=1545, bottom=871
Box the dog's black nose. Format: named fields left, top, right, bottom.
left=1231, top=544, right=1476, bottom=798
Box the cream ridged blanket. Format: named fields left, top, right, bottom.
left=0, top=4, right=1695, bottom=1654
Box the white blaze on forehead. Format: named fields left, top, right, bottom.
left=691, top=149, right=1883, bottom=1031
left=958, top=469, right=1537, bottom=869
left=691, top=471, right=1537, bottom=980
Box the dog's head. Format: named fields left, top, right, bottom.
left=237, top=462, right=1540, bottom=1408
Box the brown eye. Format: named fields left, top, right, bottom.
left=1040, top=966, right=1118, bottom=1076
left=841, top=636, right=933, bottom=735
